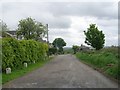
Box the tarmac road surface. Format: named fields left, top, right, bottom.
left=3, top=54, right=118, bottom=88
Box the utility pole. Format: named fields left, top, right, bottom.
left=46, top=24, right=49, bottom=44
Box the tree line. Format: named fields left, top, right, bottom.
left=1, top=17, right=105, bottom=55
left=0, top=17, right=67, bottom=55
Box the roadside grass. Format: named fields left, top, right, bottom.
left=2, top=56, right=54, bottom=84
left=0, top=73, right=2, bottom=85
left=76, top=47, right=119, bottom=80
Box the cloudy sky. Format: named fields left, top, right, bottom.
left=0, top=0, right=119, bottom=47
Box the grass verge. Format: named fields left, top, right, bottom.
left=0, top=73, right=1, bottom=85
left=76, top=47, right=119, bottom=81
left=2, top=56, right=54, bottom=84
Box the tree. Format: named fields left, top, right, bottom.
left=17, top=17, right=46, bottom=41
left=35, top=22, right=46, bottom=41
left=72, top=45, right=80, bottom=54
left=52, top=38, right=66, bottom=54
left=84, top=24, right=105, bottom=50
left=0, top=21, right=11, bottom=37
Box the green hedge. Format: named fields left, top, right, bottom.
left=2, top=38, right=48, bottom=72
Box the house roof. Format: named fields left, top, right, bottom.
left=6, top=31, right=16, bottom=35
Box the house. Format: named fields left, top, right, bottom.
left=6, top=31, right=16, bottom=38
left=1, top=31, right=14, bottom=38
left=4, top=30, right=23, bottom=40
left=79, top=44, right=90, bottom=52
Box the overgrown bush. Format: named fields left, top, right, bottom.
left=48, top=47, right=57, bottom=55
left=2, top=38, right=48, bottom=72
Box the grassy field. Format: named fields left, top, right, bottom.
left=76, top=47, right=119, bottom=80
left=64, top=47, right=73, bottom=54
left=2, top=56, right=53, bottom=84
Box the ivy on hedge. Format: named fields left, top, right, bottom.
left=2, top=38, right=48, bottom=72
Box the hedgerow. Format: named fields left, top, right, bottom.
left=2, top=38, right=48, bottom=72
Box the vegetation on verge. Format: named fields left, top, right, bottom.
left=1, top=18, right=49, bottom=85
left=76, top=47, right=119, bottom=80
left=72, top=45, right=80, bottom=54
left=2, top=38, right=48, bottom=73
left=0, top=74, right=1, bottom=85
left=48, top=47, right=57, bottom=55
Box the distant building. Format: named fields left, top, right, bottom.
left=5, top=31, right=23, bottom=39
left=6, top=31, right=16, bottom=38
left=1, top=31, right=13, bottom=38
left=79, top=44, right=91, bottom=51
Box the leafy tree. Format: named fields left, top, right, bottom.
left=35, top=22, right=46, bottom=41
left=0, top=21, right=9, bottom=31
left=17, top=17, right=46, bottom=41
left=58, top=47, right=64, bottom=54
left=72, top=45, right=80, bottom=54
left=0, top=21, right=11, bottom=37
left=84, top=24, right=105, bottom=50
left=52, top=38, right=66, bottom=54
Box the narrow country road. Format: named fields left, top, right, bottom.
left=3, top=54, right=118, bottom=88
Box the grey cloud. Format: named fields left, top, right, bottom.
left=47, top=2, right=117, bottom=19
left=96, top=19, right=117, bottom=27
left=105, top=36, right=118, bottom=46
left=39, top=16, right=71, bottom=29
left=2, top=2, right=72, bottom=29
left=49, top=29, right=70, bottom=35
left=48, top=18, right=71, bottom=29
left=2, top=2, right=117, bottom=29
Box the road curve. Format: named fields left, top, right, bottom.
left=3, top=54, right=118, bottom=88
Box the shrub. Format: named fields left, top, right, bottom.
left=2, top=38, right=14, bottom=71
left=2, top=38, right=48, bottom=72
left=48, top=47, right=57, bottom=55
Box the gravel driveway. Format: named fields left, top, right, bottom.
left=3, top=54, right=118, bottom=88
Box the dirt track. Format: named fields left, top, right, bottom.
left=3, top=54, right=118, bottom=88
